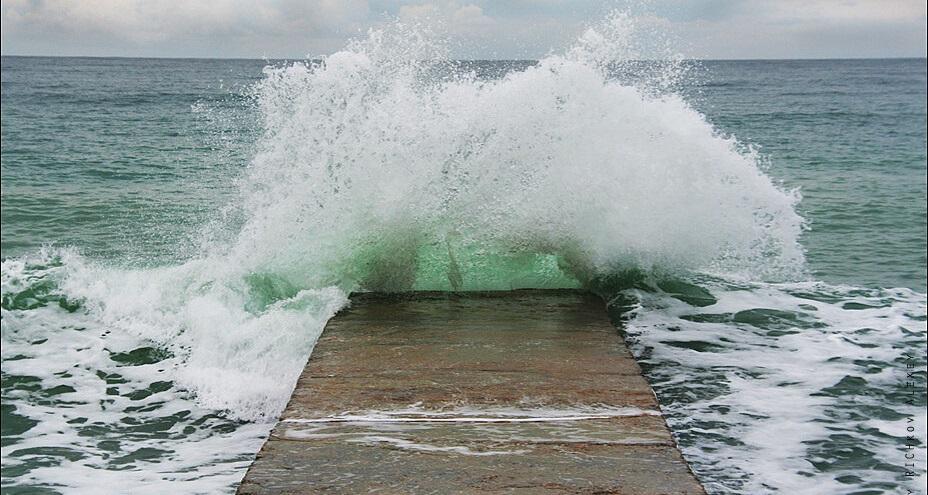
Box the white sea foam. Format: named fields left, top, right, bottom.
left=623, top=279, right=927, bottom=494
left=281, top=403, right=660, bottom=423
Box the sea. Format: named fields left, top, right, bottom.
left=2, top=17, right=926, bottom=495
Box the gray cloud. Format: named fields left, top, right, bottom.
left=1, top=0, right=925, bottom=59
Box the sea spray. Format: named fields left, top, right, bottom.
left=225, top=14, right=806, bottom=295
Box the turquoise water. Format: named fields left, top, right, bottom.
left=1, top=21, right=925, bottom=495
left=1, top=57, right=263, bottom=263
left=686, top=59, right=927, bottom=291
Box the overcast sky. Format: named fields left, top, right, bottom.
left=1, top=0, right=926, bottom=60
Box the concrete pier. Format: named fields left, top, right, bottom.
left=238, top=290, right=704, bottom=494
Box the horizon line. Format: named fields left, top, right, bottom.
left=2, top=53, right=926, bottom=63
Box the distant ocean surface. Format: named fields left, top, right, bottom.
left=2, top=22, right=925, bottom=495
left=3, top=57, right=925, bottom=290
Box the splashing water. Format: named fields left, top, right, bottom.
left=224, top=15, right=805, bottom=294
left=2, top=14, right=924, bottom=494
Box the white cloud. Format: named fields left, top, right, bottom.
left=662, top=0, right=927, bottom=59
left=1, top=0, right=925, bottom=59
left=452, top=4, right=494, bottom=30
left=1, top=0, right=372, bottom=38
left=397, top=2, right=440, bottom=20
left=396, top=2, right=495, bottom=34
left=1, top=0, right=371, bottom=57
left=754, top=0, right=926, bottom=24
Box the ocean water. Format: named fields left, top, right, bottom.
left=2, top=17, right=926, bottom=494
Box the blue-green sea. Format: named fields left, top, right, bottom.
left=2, top=20, right=926, bottom=495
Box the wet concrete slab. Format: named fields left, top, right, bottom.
left=238, top=290, right=704, bottom=494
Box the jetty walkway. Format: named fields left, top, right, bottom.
left=238, top=290, right=704, bottom=494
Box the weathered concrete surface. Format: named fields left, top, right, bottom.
left=238, top=290, right=704, bottom=494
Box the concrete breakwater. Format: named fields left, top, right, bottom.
left=238, top=290, right=704, bottom=494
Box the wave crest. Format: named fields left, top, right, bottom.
left=222, top=14, right=806, bottom=293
